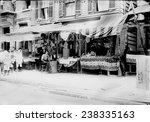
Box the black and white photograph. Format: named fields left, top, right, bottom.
left=0, top=0, right=150, bottom=105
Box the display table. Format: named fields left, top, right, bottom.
left=80, top=56, right=120, bottom=75
left=58, top=57, right=80, bottom=72
left=23, top=57, right=39, bottom=70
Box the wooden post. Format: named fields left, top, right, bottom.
left=56, top=32, right=59, bottom=59
left=79, top=39, right=81, bottom=57
left=85, top=41, right=87, bottom=55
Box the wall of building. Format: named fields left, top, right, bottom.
left=1, top=0, right=148, bottom=34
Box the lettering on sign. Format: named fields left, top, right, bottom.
left=137, top=72, right=143, bottom=83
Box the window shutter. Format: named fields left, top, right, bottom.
left=48, top=6, right=53, bottom=17
left=59, top=0, right=65, bottom=17
left=93, top=0, right=98, bottom=12
left=109, top=0, right=115, bottom=8
left=39, top=1, right=43, bottom=18
left=75, top=0, right=81, bottom=15
left=88, top=0, right=93, bottom=13
left=35, top=1, right=38, bottom=19
left=48, top=1, right=53, bottom=18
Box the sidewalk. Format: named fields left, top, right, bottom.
left=1, top=70, right=150, bottom=104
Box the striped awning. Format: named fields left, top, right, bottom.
left=59, top=13, right=126, bottom=38
left=94, top=14, right=126, bottom=38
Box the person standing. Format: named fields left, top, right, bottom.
left=119, top=44, right=130, bottom=76
left=16, top=48, right=23, bottom=71
left=41, top=51, right=51, bottom=72
left=3, top=50, right=11, bottom=75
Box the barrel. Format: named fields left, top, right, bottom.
left=50, top=61, right=57, bottom=73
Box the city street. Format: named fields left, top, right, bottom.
left=0, top=70, right=150, bottom=105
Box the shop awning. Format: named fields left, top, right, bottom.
left=59, top=20, right=100, bottom=37
left=0, top=34, right=10, bottom=42
left=127, top=5, right=150, bottom=15
left=94, top=14, right=126, bottom=38
left=59, top=13, right=126, bottom=39
left=30, top=24, right=62, bottom=33
left=6, top=27, right=40, bottom=42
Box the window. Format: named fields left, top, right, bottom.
left=75, top=0, right=81, bottom=15
left=36, top=1, right=54, bottom=19
left=3, top=27, right=10, bottom=34
left=65, top=1, right=75, bottom=16
left=3, top=42, right=10, bottom=51
left=97, top=0, right=109, bottom=11
left=26, top=0, right=31, bottom=9
left=23, top=0, right=31, bottom=10
left=59, top=0, right=81, bottom=17
left=19, top=23, right=28, bottom=28
left=109, top=0, right=115, bottom=8
left=88, top=0, right=115, bottom=13
left=88, top=0, right=93, bottom=13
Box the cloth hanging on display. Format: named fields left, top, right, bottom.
left=85, top=37, right=90, bottom=43
left=60, top=31, right=71, bottom=41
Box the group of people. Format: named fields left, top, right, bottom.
left=0, top=48, right=23, bottom=76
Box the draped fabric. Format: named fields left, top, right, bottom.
left=60, top=31, right=71, bottom=41
left=94, top=14, right=126, bottom=38
left=124, top=0, right=137, bottom=13
left=59, top=14, right=126, bottom=38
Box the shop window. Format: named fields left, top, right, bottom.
left=3, top=27, right=10, bottom=34
left=36, top=1, right=54, bottom=19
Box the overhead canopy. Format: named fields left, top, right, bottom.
left=94, top=14, right=126, bottom=38
left=127, top=5, right=150, bottom=15
left=30, top=24, right=62, bottom=33
left=5, top=27, right=40, bottom=42
left=0, top=34, right=10, bottom=42
left=59, top=13, right=126, bottom=39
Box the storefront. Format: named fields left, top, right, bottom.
left=79, top=13, right=126, bottom=75
left=119, top=5, right=150, bottom=74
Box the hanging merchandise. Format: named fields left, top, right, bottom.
left=60, top=31, right=71, bottom=41
left=41, top=33, right=46, bottom=40
left=48, top=33, right=52, bottom=40
left=86, top=36, right=90, bottom=43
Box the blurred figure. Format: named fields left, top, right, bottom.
left=0, top=49, right=5, bottom=75
left=16, top=48, right=23, bottom=71
left=9, top=48, right=16, bottom=72
left=41, top=51, right=51, bottom=72
left=3, top=50, right=11, bottom=75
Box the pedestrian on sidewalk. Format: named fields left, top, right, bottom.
left=3, top=50, right=11, bottom=75
left=119, top=44, right=130, bottom=76
left=0, top=49, right=5, bottom=75
left=41, top=51, right=51, bottom=72
left=16, top=48, right=23, bottom=71
left=9, top=48, right=16, bottom=72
